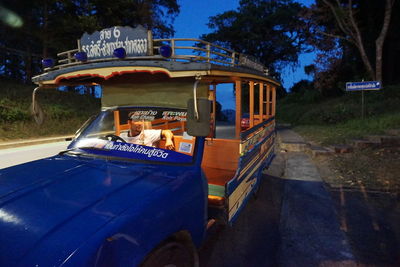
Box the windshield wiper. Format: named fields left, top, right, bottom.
left=59, top=146, right=97, bottom=156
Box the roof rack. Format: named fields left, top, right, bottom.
left=44, top=26, right=266, bottom=75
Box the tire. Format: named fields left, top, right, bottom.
left=140, top=241, right=196, bottom=267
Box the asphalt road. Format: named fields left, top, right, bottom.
left=199, top=174, right=284, bottom=267
left=215, top=122, right=236, bottom=139
left=0, top=141, right=69, bottom=169
left=329, top=188, right=400, bottom=266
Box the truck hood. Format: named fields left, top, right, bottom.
left=0, top=155, right=178, bottom=265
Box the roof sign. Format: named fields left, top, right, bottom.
left=239, top=54, right=264, bottom=72
left=346, top=81, right=381, bottom=91
left=79, top=26, right=150, bottom=60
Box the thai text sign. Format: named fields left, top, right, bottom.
left=240, top=122, right=275, bottom=155
left=346, top=81, right=381, bottom=91
left=118, top=108, right=187, bottom=122
left=80, top=26, right=150, bottom=59
left=239, top=54, right=264, bottom=72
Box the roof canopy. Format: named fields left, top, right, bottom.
left=101, top=76, right=208, bottom=109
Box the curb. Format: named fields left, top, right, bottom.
left=0, top=136, right=73, bottom=150
left=280, top=141, right=308, bottom=152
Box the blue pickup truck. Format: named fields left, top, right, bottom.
left=0, top=26, right=279, bottom=266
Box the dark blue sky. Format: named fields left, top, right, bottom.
left=173, top=0, right=315, bottom=109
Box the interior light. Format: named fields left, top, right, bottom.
left=113, top=47, right=126, bottom=59
left=41, top=58, right=55, bottom=68
left=74, top=51, right=88, bottom=62
left=159, top=45, right=172, bottom=58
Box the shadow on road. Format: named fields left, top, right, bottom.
left=199, top=175, right=285, bottom=267
left=198, top=164, right=400, bottom=266
left=329, top=188, right=400, bottom=266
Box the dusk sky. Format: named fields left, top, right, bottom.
left=173, top=0, right=315, bottom=109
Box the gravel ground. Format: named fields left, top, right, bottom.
left=319, top=146, right=400, bottom=192
left=312, top=145, right=400, bottom=266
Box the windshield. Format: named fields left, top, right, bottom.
left=68, top=107, right=196, bottom=163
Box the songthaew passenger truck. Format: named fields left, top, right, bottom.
left=0, top=26, right=279, bottom=266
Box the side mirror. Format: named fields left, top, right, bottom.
left=187, top=98, right=211, bottom=137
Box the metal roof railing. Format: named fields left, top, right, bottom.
left=47, top=38, right=266, bottom=74
left=153, top=38, right=239, bottom=67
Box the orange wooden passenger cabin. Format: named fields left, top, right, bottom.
left=32, top=26, right=279, bottom=223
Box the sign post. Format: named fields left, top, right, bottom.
left=362, top=90, right=365, bottom=119
left=346, top=81, right=381, bottom=119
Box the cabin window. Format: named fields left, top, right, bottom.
left=231, top=80, right=277, bottom=138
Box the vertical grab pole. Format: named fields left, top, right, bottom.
left=32, top=87, right=40, bottom=113
left=266, top=84, right=271, bottom=118
left=272, top=86, right=276, bottom=117
left=235, top=80, right=242, bottom=139
left=249, top=81, right=254, bottom=128
left=193, top=75, right=202, bottom=121
left=31, top=86, right=44, bottom=125
left=259, top=83, right=264, bottom=122
left=212, top=84, right=217, bottom=137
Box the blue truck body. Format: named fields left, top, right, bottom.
left=0, top=138, right=207, bottom=266
left=0, top=26, right=280, bottom=266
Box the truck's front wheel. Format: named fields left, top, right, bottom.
left=140, top=241, right=196, bottom=267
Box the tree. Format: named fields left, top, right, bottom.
left=202, top=0, right=311, bottom=80
left=317, top=0, right=396, bottom=83
left=88, top=0, right=180, bottom=38
left=289, top=79, right=314, bottom=94
left=0, top=0, right=180, bottom=83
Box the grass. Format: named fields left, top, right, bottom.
left=0, top=80, right=100, bottom=141
left=294, top=113, right=400, bottom=145
left=278, top=85, right=400, bottom=193
left=277, top=84, right=400, bottom=145
left=0, top=118, right=91, bottom=140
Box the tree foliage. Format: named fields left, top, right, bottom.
left=0, top=0, right=180, bottom=83
left=304, top=0, right=400, bottom=95
left=320, top=0, right=395, bottom=83
left=202, top=0, right=311, bottom=80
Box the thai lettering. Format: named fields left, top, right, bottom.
left=104, top=142, right=169, bottom=159
left=80, top=26, right=149, bottom=59
left=241, top=123, right=275, bottom=154
left=162, top=111, right=187, bottom=121
left=82, top=38, right=147, bottom=58
left=129, top=110, right=158, bottom=121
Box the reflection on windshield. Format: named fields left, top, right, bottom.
left=68, top=107, right=195, bottom=163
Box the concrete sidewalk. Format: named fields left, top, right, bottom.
left=276, top=127, right=356, bottom=266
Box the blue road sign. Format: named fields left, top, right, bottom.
left=346, top=81, right=381, bottom=91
